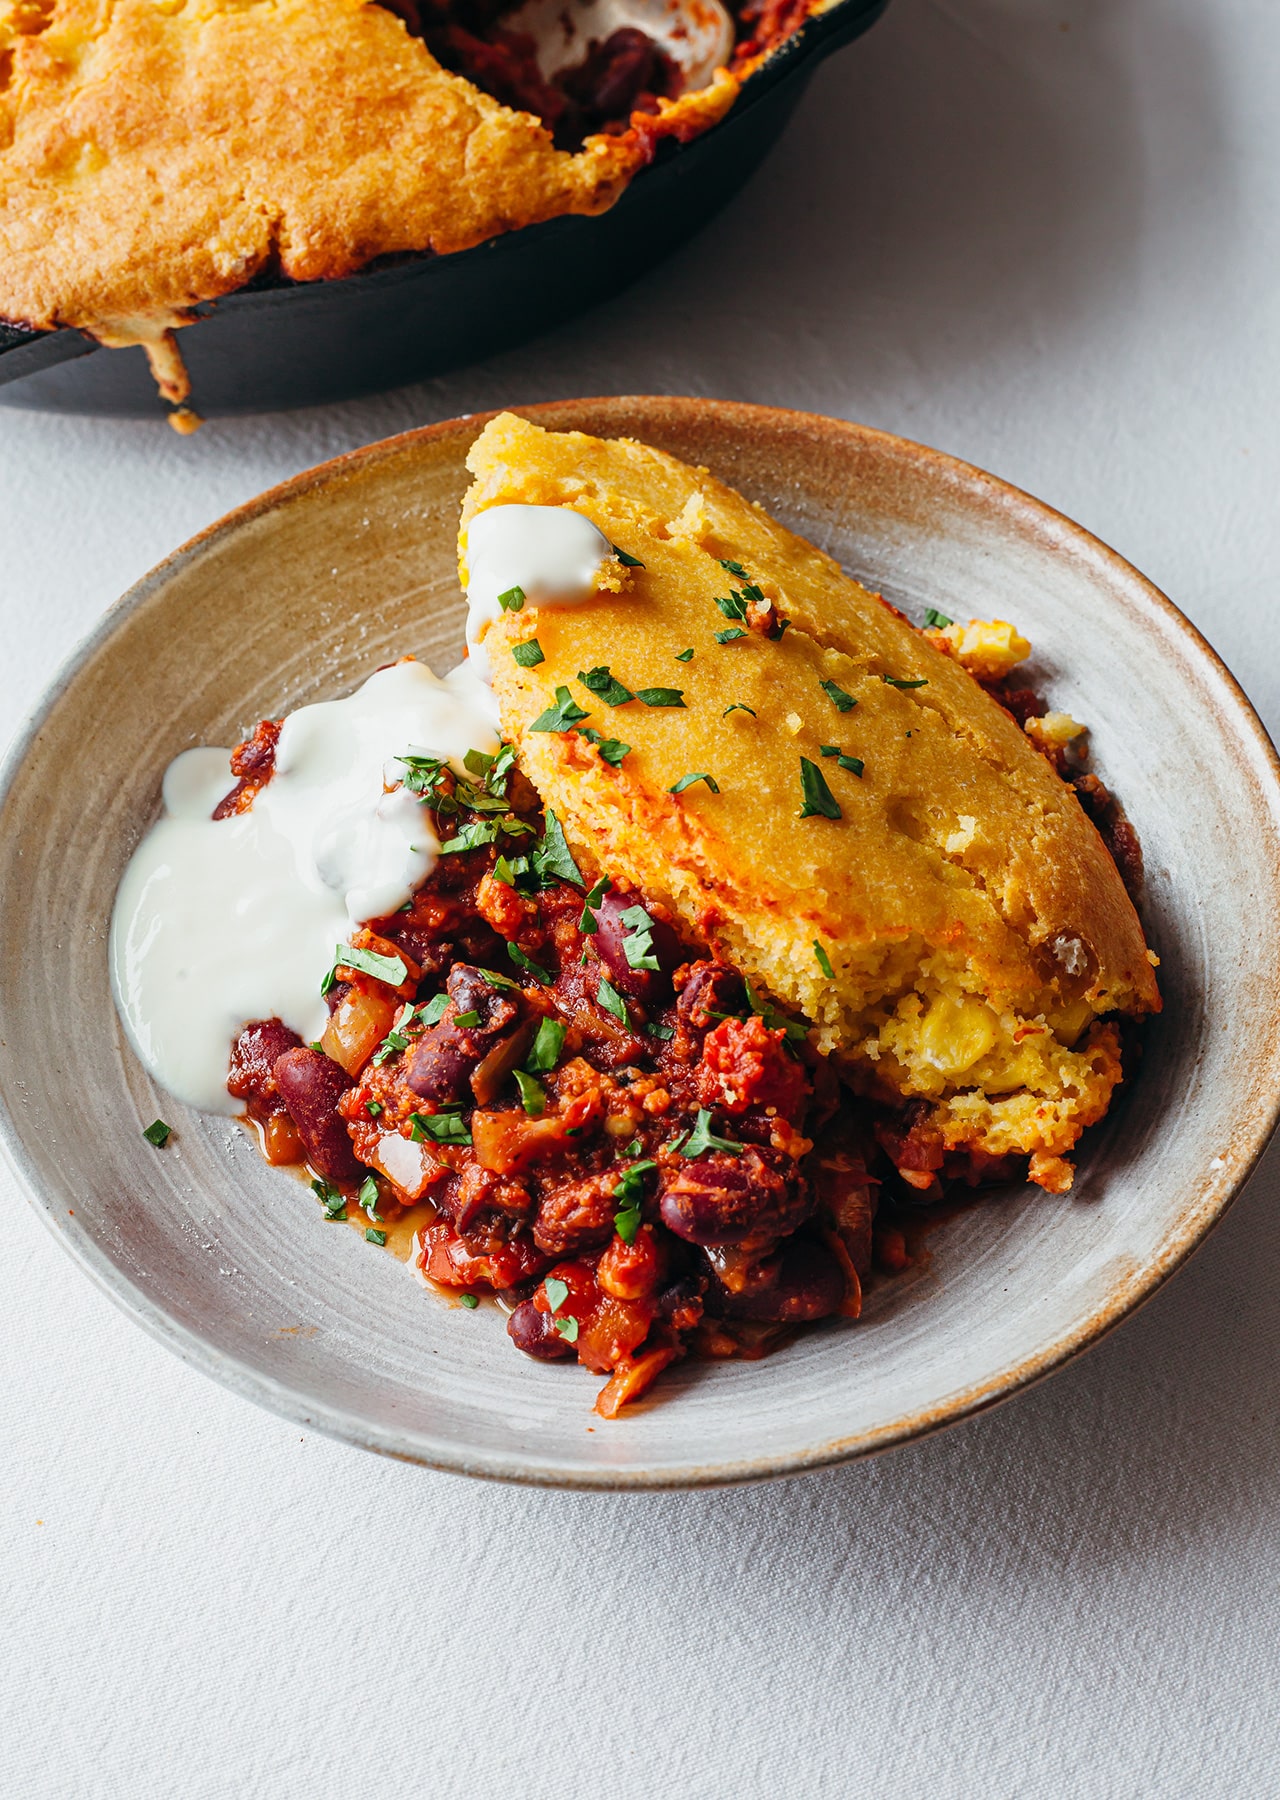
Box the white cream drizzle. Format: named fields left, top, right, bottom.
left=112, top=502, right=623, bottom=1116
left=464, top=502, right=614, bottom=682
left=110, top=660, right=498, bottom=1113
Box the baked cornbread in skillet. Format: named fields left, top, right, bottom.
left=462, top=412, right=1160, bottom=1192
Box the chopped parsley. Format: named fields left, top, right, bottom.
left=554, top=1316, right=580, bottom=1343
left=578, top=665, right=634, bottom=706
left=579, top=874, right=610, bottom=932
left=438, top=819, right=503, bottom=856
left=357, top=1174, right=382, bottom=1221
left=645, top=1021, right=675, bottom=1041
left=311, top=1178, right=347, bottom=1219
left=679, top=1109, right=744, bottom=1159
left=597, top=977, right=631, bottom=1027
left=460, top=1292, right=480, bottom=1309
left=420, top=993, right=450, bottom=1025
left=799, top=756, right=842, bottom=820
left=669, top=772, right=720, bottom=794
left=497, top=585, right=525, bottom=613
left=819, top=746, right=865, bottom=776
left=719, top=558, right=749, bottom=578
left=746, top=980, right=808, bottom=1046
left=492, top=853, right=530, bottom=888
left=613, top=1202, right=643, bottom=1245
left=453, top=1009, right=481, bottom=1029
left=366, top=1100, right=383, bottom=1119
left=576, top=726, right=631, bottom=766
left=410, top=1110, right=472, bottom=1146
left=478, top=968, right=520, bottom=992
left=613, top=1159, right=656, bottom=1207
left=142, top=1119, right=171, bottom=1148
left=635, top=687, right=686, bottom=708
left=525, top=1016, right=566, bottom=1072
left=715, top=627, right=748, bottom=645
left=321, top=942, right=407, bottom=995
left=613, top=544, right=645, bottom=568
left=464, top=749, right=494, bottom=778
left=813, top=941, right=834, bottom=979
left=513, top=1068, right=546, bottom=1116
left=529, top=686, right=590, bottom=733
left=820, top=678, right=856, bottom=713
left=714, top=591, right=748, bottom=622
left=622, top=1137, right=642, bottom=1158
left=723, top=703, right=756, bottom=719
left=675, top=648, right=694, bottom=663
left=507, top=942, right=553, bottom=985
left=365, top=1227, right=387, bottom=1246
left=882, top=675, right=929, bottom=689
left=545, top=1276, right=569, bottom=1313
left=512, top=639, right=545, bottom=668
left=619, top=903, right=660, bottom=971
left=923, top=607, right=953, bottom=629
left=531, top=811, right=584, bottom=887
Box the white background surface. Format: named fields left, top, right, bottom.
left=3, top=2, right=1279, bottom=1795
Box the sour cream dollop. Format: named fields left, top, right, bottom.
left=464, top=502, right=614, bottom=681
left=109, top=660, right=499, bottom=1113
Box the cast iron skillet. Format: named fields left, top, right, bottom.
left=0, top=0, right=890, bottom=417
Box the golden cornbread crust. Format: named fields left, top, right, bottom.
left=0, top=0, right=738, bottom=335
left=461, top=413, right=1161, bottom=1179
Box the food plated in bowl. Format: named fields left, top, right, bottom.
left=0, top=0, right=890, bottom=418
left=2, top=398, right=1278, bottom=1482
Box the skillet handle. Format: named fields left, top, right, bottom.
left=0, top=321, right=99, bottom=390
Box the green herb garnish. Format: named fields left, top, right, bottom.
left=577, top=726, right=631, bottom=766
left=438, top=819, right=503, bottom=856
left=746, top=980, right=809, bottom=1046
left=366, top=1100, right=383, bottom=1118
left=578, top=666, right=634, bottom=706
left=453, top=1009, right=481, bottom=1029
left=645, top=1022, right=675, bottom=1041
left=357, top=1174, right=382, bottom=1222
left=311, top=1178, right=347, bottom=1219
left=723, top=703, right=756, bottom=718
left=714, top=591, right=748, bottom=622
left=613, top=544, right=645, bottom=568
left=525, top=1016, right=566, bottom=1073
left=508, top=942, right=553, bottom=985
left=497, top=585, right=525, bottom=613
left=554, top=1316, right=580, bottom=1343
left=478, top=968, right=520, bottom=992
left=366, top=1227, right=388, bottom=1246
left=882, top=675, right=929, bottom=689
left=799, top=756, right=842, bottom=820
left=813, top=942, right=834, bottom=979
left=512, top=639, right=545, bottom=668
left=597, top=978, right=631, bottom=1027
left=460, top=1292, right=480, bottom=1308
left=142, top=1119, right=171, bottom=1148
left=669, top=772, right=720, bottom=794
left=513, top=1068, right=546, bottom=1116
left=820, top=678, right=856, bottom=713
left=714, top=627, right=747, bottom=645
left=679, top=1110, right=744, bottom=1159
left=579, top=875, right=609, bottom=933
left=838, top=754, right=864, bottom=776
left=923, top=608, right=953, bottom=629
left=420, top=993, right=450, bottom=1025
left=321, top=942, right=407, bottom=995
left=531, top=811, right=584, bottom=887
left=529, top=686, right=590, bottom=733
left=636, top=687, right=685, bottom=708
left=619, top=904, right=660, bottom=971
left=719, top=558, right=749, bottom=578
left=545, top=1276, right=570, bottom=1313
left=410, top=1110, right=472, bottom=1147
left=675, top=648, right=694, bottom=663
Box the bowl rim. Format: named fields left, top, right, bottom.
left=3, top=394, right=1279, bottom=1488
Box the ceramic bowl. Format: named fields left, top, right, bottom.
left=2, top=398, right=1278, bottom=1487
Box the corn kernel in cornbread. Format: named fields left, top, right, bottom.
left=460, top=413, right=1160, bottom=1185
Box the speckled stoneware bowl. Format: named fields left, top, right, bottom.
left=3, top=398, right=1279, bottom=1487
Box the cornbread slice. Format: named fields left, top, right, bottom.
left=461, top=412, right=1160, bottom=1188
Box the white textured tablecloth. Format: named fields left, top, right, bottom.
left=5, top=3, right=1279, bottom=1795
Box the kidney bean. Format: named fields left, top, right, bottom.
left=591, top=888, right=683, bottom=1003
left=658, top=1147, right=811, bottom=1246
left=507, top=1298, right=576, bottom=1362
left=212, top=718, right=281, bottom=819
left=227, top=1018, right=303, bottom=1109
left=708, top=1238, right=847, bottom=1323
left=405, top=962, right=523, bottom=1103
left=534, top=1173, right=618, bottom=1257
left=272, top=1046, right=362, bottom=1184
left=676, top=961, right=747, bottom=1033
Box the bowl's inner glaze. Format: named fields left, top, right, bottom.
left=1, top=398, right=1277, bottom=1485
